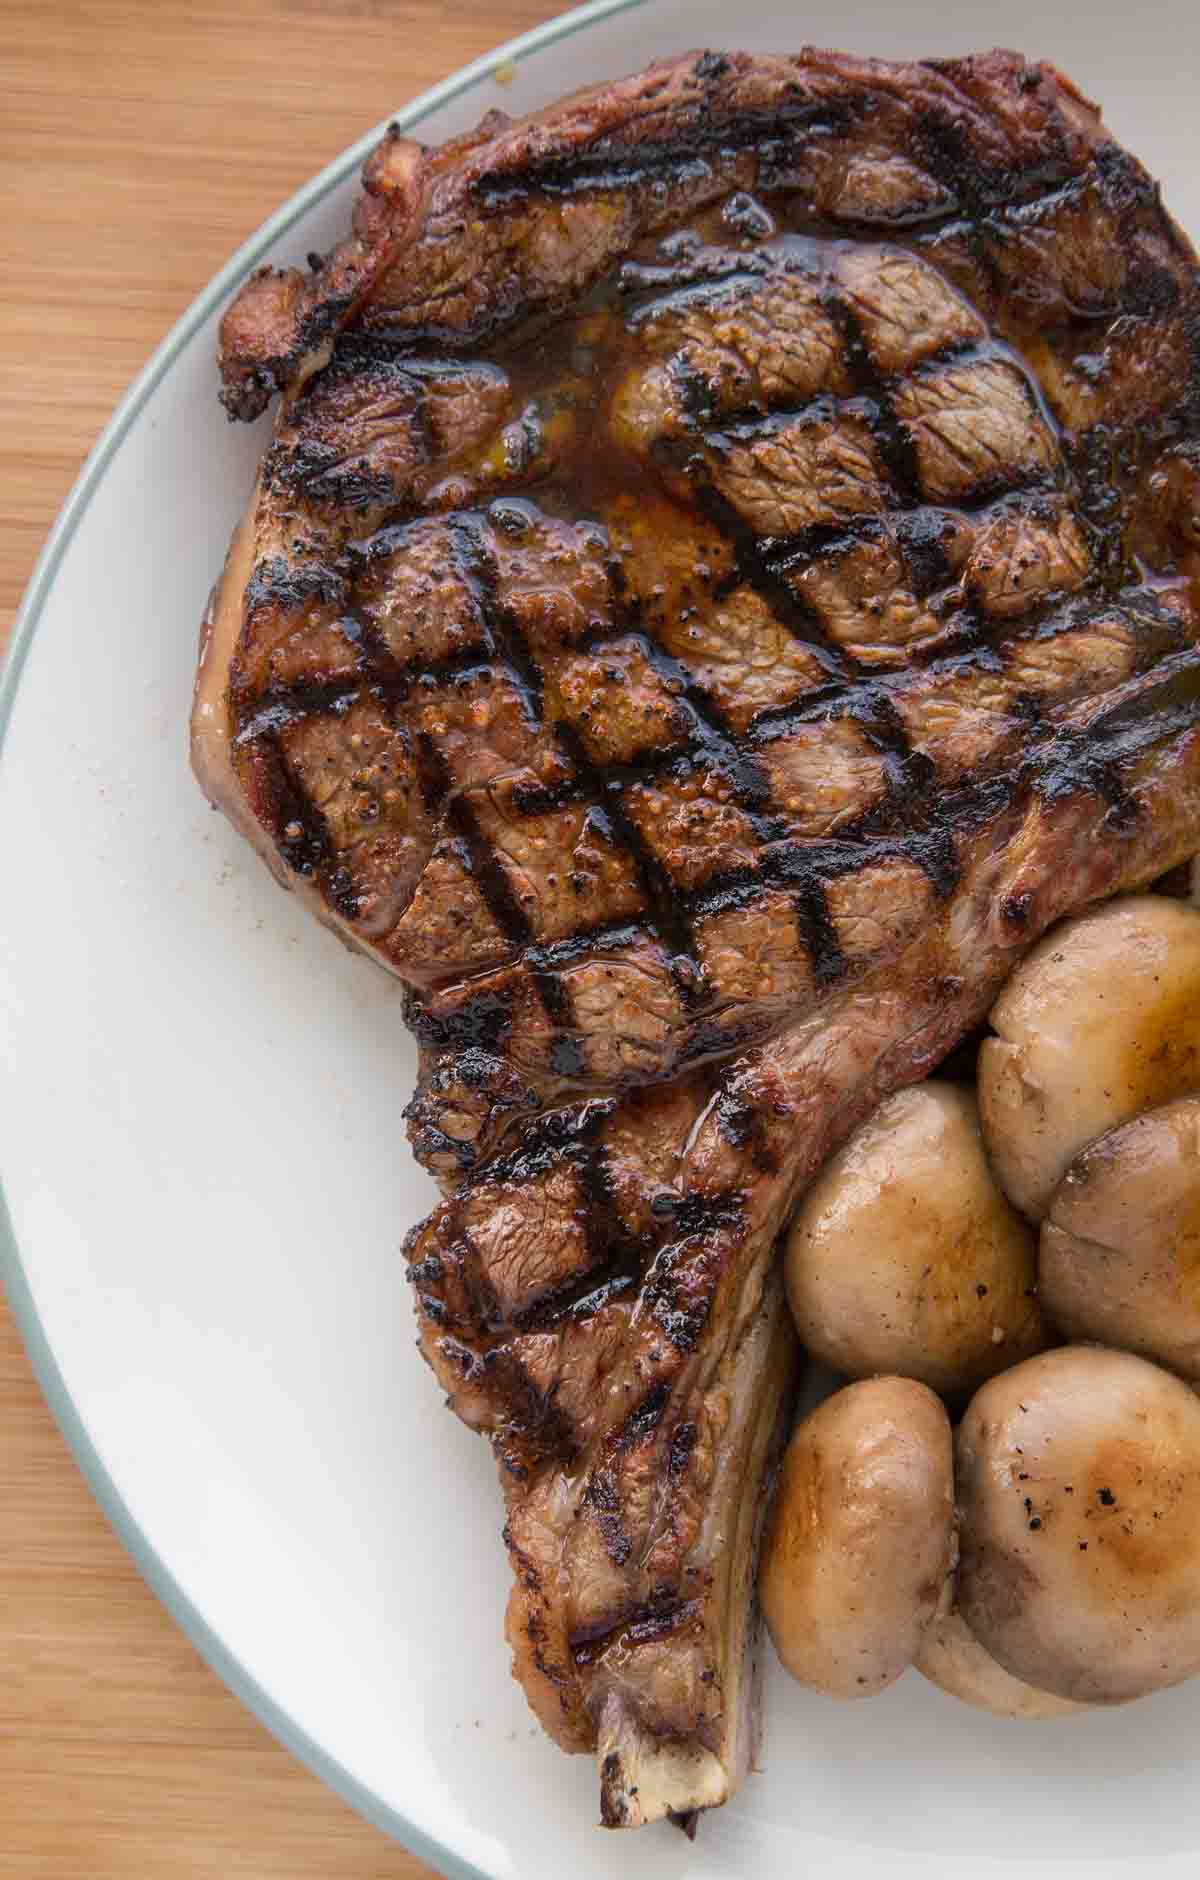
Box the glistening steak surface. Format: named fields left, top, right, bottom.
left=193, top=48, right=1200, bottom=1827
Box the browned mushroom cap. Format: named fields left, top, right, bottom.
left=1041, top=1097, right=1200, bottom=1379
left=759, top=1377, right=954, bottom=1699
left=957, top=1346, right=1200, bottom=1704
left=979, top=896, right=1200, bottom=1220
left=785, top=1083, right=1046, bottom=1396
left=916, top=1602, right=1092, bottom=1719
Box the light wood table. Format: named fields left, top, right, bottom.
left=0, top=3, right=564, bottom=1872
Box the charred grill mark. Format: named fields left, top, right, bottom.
left=613, top=165, right=1115, bottom=321
left=689, top=826, right=962, bottom=922
left=909, top=110, right=1006, bottom=294
left=439, top=720, right=762, bottom=811
left=233, top=75, right=1200, bottom=1357
left=1072, top=423, right=1153, bottom=596
left=690, top=332, right=1004, bottom=441
left=749, top=673, right=899, bottom=744
left=668, top=1419, right=698, bottom=1477
left=922, top=462, right=1062, bottom=515
left=405, top=1116, right=482, bottom=1176
left=791, top=875, right=847, bottom=989
left=469, top=69, right=1103, bottom=231
left=243, top=553, right=347, bottom=616
left=1092, top=139, right=1174, bottom=229
left=237, top=276, right=1189, bottom=1005
left=738, top=591, right=1193, bottom=875
left=714, top=1085, right=777, bottom=1169
left=234, top=677, right=360, bottom=745
left=233, top=646, right=532, bottom=745
left=744, top=574, right=1169, bottom=752
left=262, top=735, right=360, bottom=921
left=554, top=720, right=703, bottom=996
left=753, top=506, right=964, bottom=641
left=691, top=482, right=856, bottom=682
left=506, top=773, right=590, bottom=818
left=318, top=330, right=472, bottom=370
left=921, top=647, right=1200, bottom=835
left=586, top=615, right=764, bottom=815
left=895, top=817, right=962, bottom=900
left=536, top=976, right=584, bottom=1076
left=411, top=725, right=454, bottom=820
left=894, top=508, right=958, bottom=598
left=580, top=1378, right=677, bottom=1567
left=267, top=442, right=395, bottom=513
left=575, top=1130, right=623, bottom=1236
left=1066, top=646, right=1200, bottom=766
left=825, top=293, right=922, bottom=504
left=471, top=97, right=857, bottom=212
left=492, top=1355, right=580, bottom=1473
left=569, top=1138, right=648, bottom=1317
left=411, top=1139, right=650, bottom=1371
left=674, top=331, right=1061, bottom=507
left=509, top=1245, right=642, bottom=1336
left=336, top=604, right=447, bottom=710
left=441, top=789, right=535, bottom=949
left=404, top=985, right=513, bottom=1054
left=603, top=574, right=788, bottom=845
left=448, top=513, right=546, bottom=725
left=675, top=1009, right=787, bottom=1067
left=641, top=1212, right=739, bottom=1352
left=571, top=1597, right=697, bottom=1668
left=746, top=514, right=871, bottom=573
left=565, top=1269, right=642, bottom=1320
left=620, top=1379, right=673, bottom=1448
left=856, top=686, right=934, bottom=813
left=582, top=1466, right=633, bottom=1566
left=451, top=1215, right=514, bottom=1338
left=268, top=353, right=498, bottom=506
left=668, top=351, right=724, bottom=429
left=622, top=260, right=773, bottom=324
left=463, top=1098, right=618, bottom=1195
left=524, top=917, right=654, bottom=976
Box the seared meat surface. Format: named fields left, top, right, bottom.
left=194, top=47, right=1200, bottom=1827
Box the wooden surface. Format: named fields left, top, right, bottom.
left=0, top=3, right=565, bottom=1873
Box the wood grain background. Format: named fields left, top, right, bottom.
left=0, top=2, right=565, bottom=1872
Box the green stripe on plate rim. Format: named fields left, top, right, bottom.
left=0, top=1, right=647, bottom=1870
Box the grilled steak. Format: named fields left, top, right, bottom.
left=193, top=48, right=1200, bottom=1828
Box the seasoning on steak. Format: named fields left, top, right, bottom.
left=193, top=47, right=1200, bottom=1829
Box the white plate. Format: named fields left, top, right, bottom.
left=4, top=3, right=1200, bottom=1874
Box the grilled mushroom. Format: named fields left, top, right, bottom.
left=957, top=1345, right=1200, bottom=1704
left=784, top=1083, right=1046, bottom=1397
left=759, top=1376, right=954, bottom=1698
left=979, top=896, right=1200, bottom=1220
left=1040, top=1096, right=1200, bottom=1378
left=916, top=1602, right=1092, bottom=1718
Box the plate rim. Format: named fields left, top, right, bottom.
left=0, top=1, right=647, bottom=1868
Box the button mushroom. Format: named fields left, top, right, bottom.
left=957, top=1345, right=1200, bottom=1704
left=979, top=895, right=1200, bottom=1221
left=784, top=1083, right=1046, bottom=1397
left=916, top=1602, right=1092, bottom=1719
left=1040, top=1096, right=1200, bottom=1379
left=759, top=1376, right=954, bottom=1698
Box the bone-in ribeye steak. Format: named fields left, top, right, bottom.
left=193, top=47, right=1200, bottom=1828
